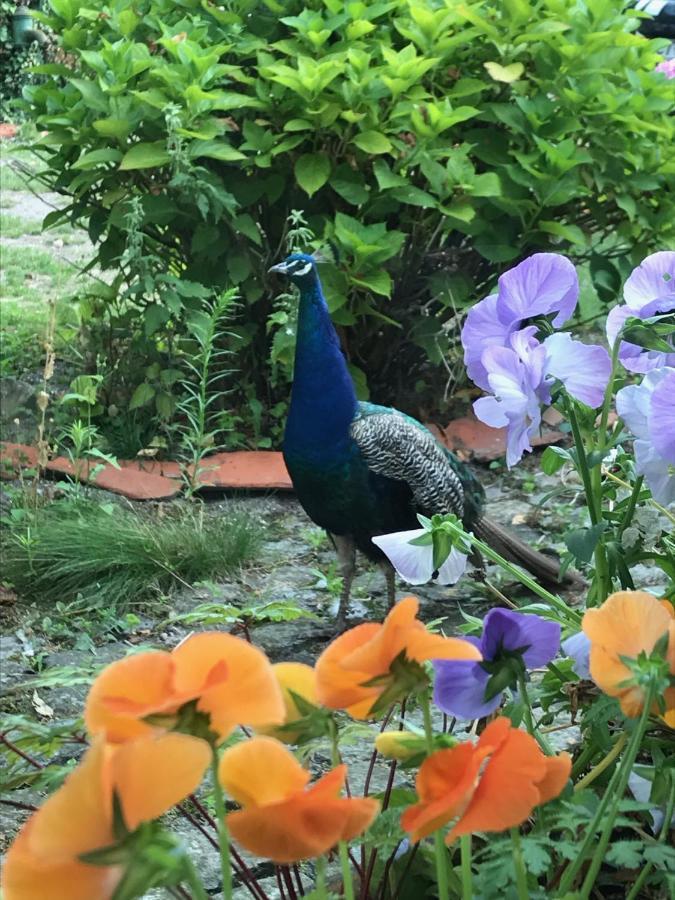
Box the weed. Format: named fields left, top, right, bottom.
left=1, top=500, right=262, bottom=610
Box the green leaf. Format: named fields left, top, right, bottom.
left=144, top=304, right=170, bottom=336
left=72, top=148, right=122, bottom=170
left=129, top=382, right=155, bottom=410
left=606, top=841, right=644, bottom=870
left=390, top=186, right=437, bottom=208
left=352, top=131, right=392, bottom=154
left=540, top=220, right=586, bottom=246
left=351, top=269, right=392, bottom=297
left=484, top=61, right=525, bottom=83
left=284, top=118, right=312, bottom=132
left=119, top=142, right=171, bottom=170
left=474, top=237, right=520, bottom=262
left=189, top=140, right=246, bottom=162
left=541, top=446, right=571, bottom=475
left=294, top=153, right=331, bottom=197
left=565, top=524, right=605, bottom=564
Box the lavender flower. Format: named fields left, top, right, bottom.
left=471, top=329, right=611, bottom=467
left=372, top=528, right=468, bottom=585
left=655, top=58, right=675, bottom=79
left=462, top=253, right=611, bottom=466
left=463, top=253, right=579, bottom=390
left=562, top=631, right=591, bottom=680
left=606, top=252, right=675, bottom=373
left=433, top=609, right=561, bottom=720
left=616, top=367, right=675, bottom=505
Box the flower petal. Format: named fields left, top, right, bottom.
left=436, top=547, right=469, bottom=585
left=543, top=332, right=611, bottom=408
left=219, top=736, right=310, bottom=808
left=623, top=251, right=675, bottom=310
left=583, top=591, right=673, bottom=716
left=112, top=733, right=210, bottom=831
left=562, top=631, right=592, bottom=680
left=496, top=253, right=579, bottom=327
left=433, top=659, right=499, bottom=720
left=650, top=369, right=675, bottom=463
left=481, top=608, right=561, bottom=669
left=226, top=783, right=378, bottom=863
left=84, top=652, right=175, bottom=742
left=1, top=822, right=121, bottom=900
left=372, top=530, right=434, bottom=585
left=401, top=743, right=481, bottom=842
left=462, top=293, right=511, bottom=391
left=26, top=740, right=112, bottom=861
left=536, top=753, right=572, bottom=804
left=449, top=725, right=547, bottom=839
left=172, top=634, right=284, bottom=739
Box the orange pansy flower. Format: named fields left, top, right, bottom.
left=218, top=736, right=379, bottom=863
left=401, top=717, right=571, bottom=843
left=582, top=590, right=675, bottom=720
left=315, top=597, right=482, bottom=718
left=85, top=631, right=285, bottom=742
left=256, top=661, right=318, bottom=743
left=2, top=733, right=210, bottom=900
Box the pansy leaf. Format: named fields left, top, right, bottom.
left=565, top=524, right=606, bottom=564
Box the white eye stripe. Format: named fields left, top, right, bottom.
left=292, top=262, right=313, bottom=276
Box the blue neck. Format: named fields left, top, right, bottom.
left=284, top=273, right=357, bottom=462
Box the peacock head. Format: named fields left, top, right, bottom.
left=268, top=252, right=318, bottom=287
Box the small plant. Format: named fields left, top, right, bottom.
left=174, top=288, right=238, bottom=496
left=1, top=500, right=261, bottom=610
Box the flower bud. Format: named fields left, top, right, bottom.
left=375, top=731, right=426, bottom=761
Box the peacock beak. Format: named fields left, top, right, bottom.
left=268, top=262, right=289, bottom=275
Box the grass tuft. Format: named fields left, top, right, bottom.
left=1, top=501, right=261, bottom=609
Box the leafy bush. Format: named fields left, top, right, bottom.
left=22, top=0, right=674, bottom=433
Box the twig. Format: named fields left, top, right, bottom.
left=0, top=798, right=38, bottom=812
left=0, top=733, right=43, bottom=769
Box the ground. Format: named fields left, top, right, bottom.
left=3, top=467, right=647, bottom=899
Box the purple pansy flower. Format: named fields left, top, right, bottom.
left=616, top=367, right=675, bottom=506
left=606, top=252, right=675, bottom=373
left=463, top=253, right=579, bottom=390
left=433, top=608, right=561, bottom=720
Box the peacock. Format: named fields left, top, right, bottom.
left=270, top=252, right=573, bottom=626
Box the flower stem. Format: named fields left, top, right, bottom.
left=565, top=400, right=610, bottom=605
left=419, top=691, right=450, bottom=900
left=329, top=720, right=355, bottom=900
left=558, top=685, right=655, bottom=895
left=573, top=732, right=627, bottom=793
left=517, top=673, right=553, bottom=754
left=211, top=749, right=233, bottom=900
left=578, top=686, right=656, bottom=899
left=460, top=835, right=473, bottom=900
left=625, top=773, right=675, bottom=900
left=314, top=856, right=328, bottom=898
left=510, top=828, right=529, bottom=900
left=441, top=521, right=579, bottom=626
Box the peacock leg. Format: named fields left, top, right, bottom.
left=331, top=533, right=355, bottom=629
left=381, top=561, right=396, bottom=609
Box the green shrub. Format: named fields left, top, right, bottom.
left=21, top=0, right=675, bottom=430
